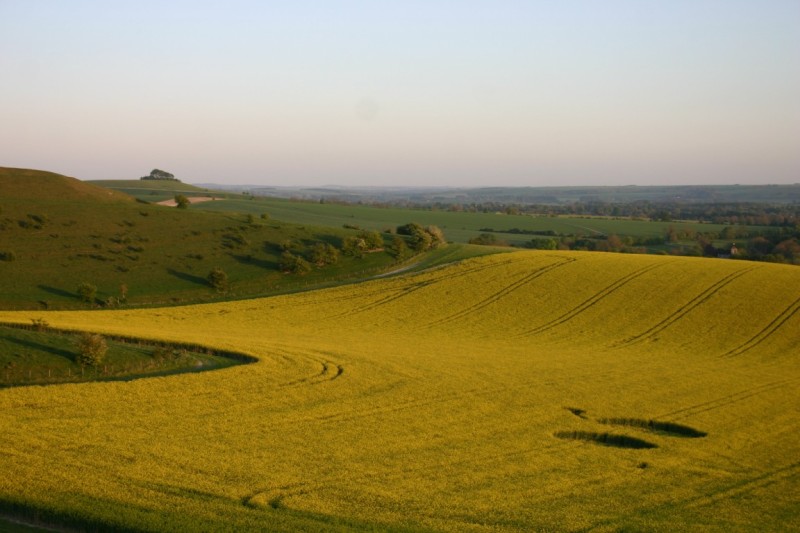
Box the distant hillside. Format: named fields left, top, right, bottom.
left=1, top=168, right=468, bottom=310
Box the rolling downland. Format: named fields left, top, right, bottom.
left=0, top=250, right=797, bottom=531
left=0, top=167, right=445, bottom=310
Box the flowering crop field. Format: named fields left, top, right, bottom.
left=0, top=251, right=798, bottom=532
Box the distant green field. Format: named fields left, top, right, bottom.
left=190, top=196, right=753, bottom=247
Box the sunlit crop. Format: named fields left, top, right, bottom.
left=0, top=251, right=798, bottom=531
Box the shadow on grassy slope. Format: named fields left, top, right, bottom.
left=2, top=336, right=74, bottom=360
left=37, top=285, right=78, bottom=300
left=166, top=268, right=209, bottom=287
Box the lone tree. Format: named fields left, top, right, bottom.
left=207, top=267, right=229, bottom=292
left=76, top=333, right=107, bottom=367
left=174, top=194, right=190, bottom=209
left=77, top=282, right=97, bottom=305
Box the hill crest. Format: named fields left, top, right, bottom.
left=0, top=167, right=134, bottom=203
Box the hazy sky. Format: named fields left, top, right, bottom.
left=1, top=1, right=798, bottom=186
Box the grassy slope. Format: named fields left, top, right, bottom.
left=1, top=168, right=453, bottom=310
left=0, top=251, right=797, bottom=531
left=189, top=196, right=755, bottom=246
left=0, top=168, right=135, bottom=202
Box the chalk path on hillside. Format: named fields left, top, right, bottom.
left=156, top=196, right=217, bottom=207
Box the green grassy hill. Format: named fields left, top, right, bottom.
left=0, top=251, right=797, bottom=531
left=1, top=168, right=134, bottom=202
left=1, top=168, right=475, bottom=310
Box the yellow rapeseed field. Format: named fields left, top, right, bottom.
left=0, top=251, right=798, bottom=531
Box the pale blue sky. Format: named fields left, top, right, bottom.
left=1, top=1, right=798, bottom=186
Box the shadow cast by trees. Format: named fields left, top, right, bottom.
left=229, top=254, right=278, bottom=271
left=313, top=234, right=344, bottom=248
left=2, top=335, right=75, bottom=361
left=166, top=268, right=209, bottom=287
left=37, top=285, right=77, bottom=300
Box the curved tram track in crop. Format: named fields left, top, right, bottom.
left=614, top=265, right=761, bottom=348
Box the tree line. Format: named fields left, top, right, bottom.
left=473, top=224, right=800, bottom=264
left=413, top=200, right=800, bottom=227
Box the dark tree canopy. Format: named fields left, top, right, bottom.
left=396, top=223, right=445, bottom=251
left=75, top=333, right=107, bottom=367
left=279, top=251, right=312, bottom=274
left=77, top=282, right=97, bottom=305
left=310, top=242, right=340, bottom=266
left=207, top=267, right=229, bottom=292
left=141, top=169, right=179, bottom=181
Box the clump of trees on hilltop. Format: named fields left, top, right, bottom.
left=141, top=169, right=179, bottom=182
